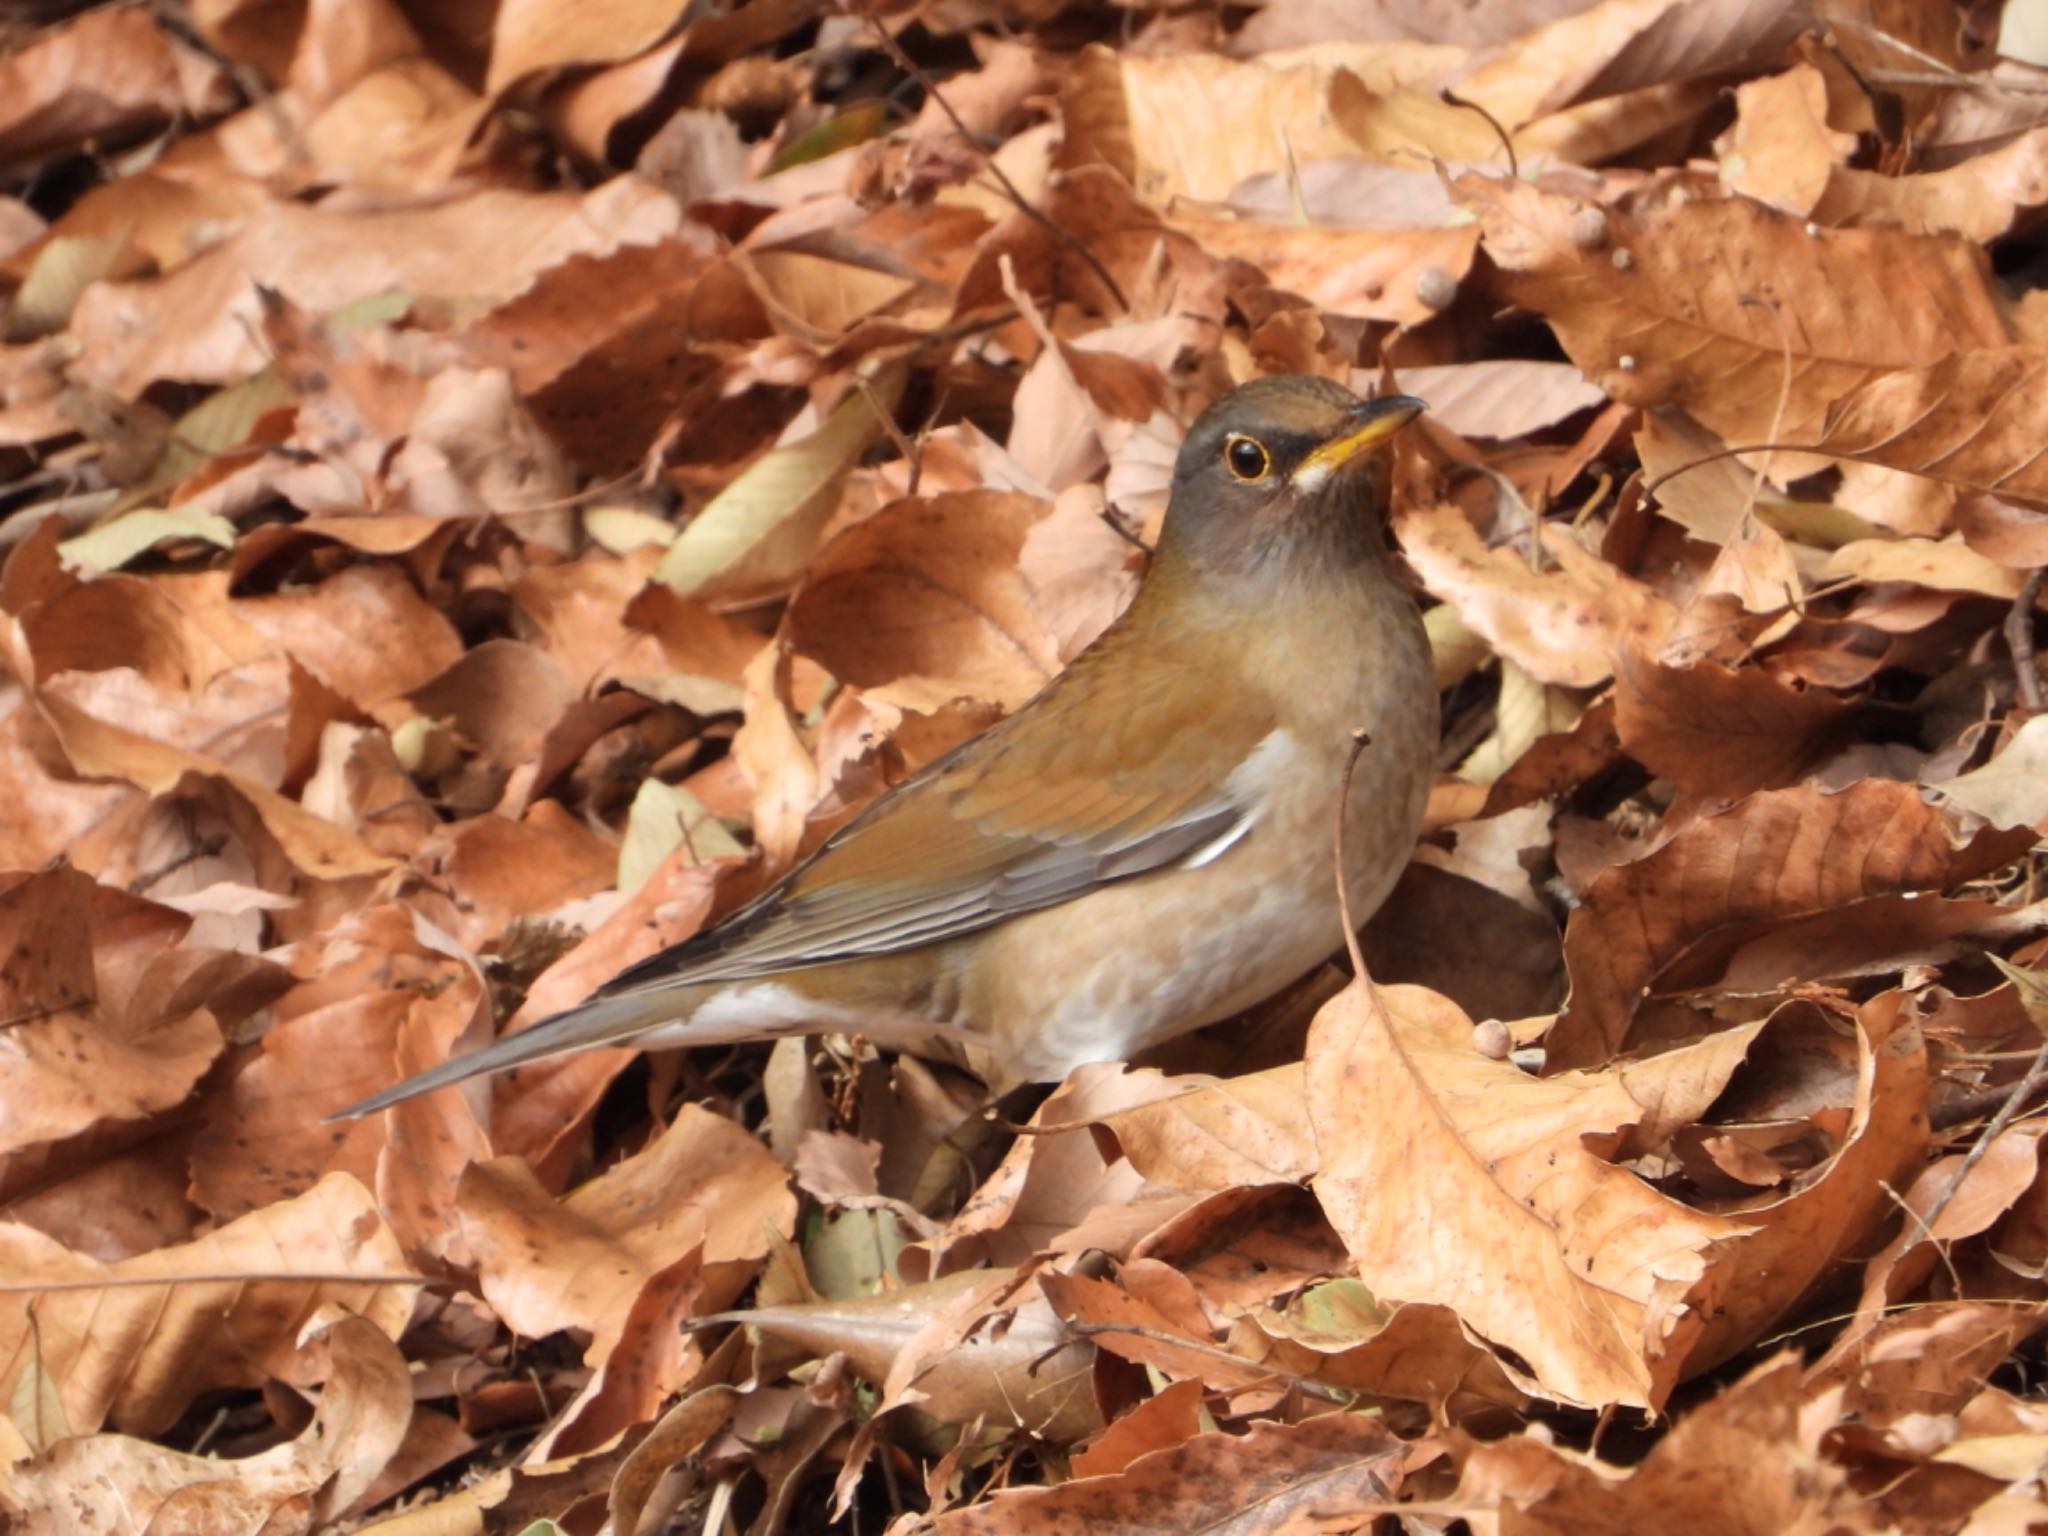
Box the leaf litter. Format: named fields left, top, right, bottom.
left=5, top=1, right=2048, bottom=1532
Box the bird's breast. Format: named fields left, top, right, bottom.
left=959, top=586, right=1436, bottom=1088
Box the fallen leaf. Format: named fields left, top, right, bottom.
left=656, top=362, right=909, bottom=603
left=1550, top=779, right=2015, bottom=1069
left=0, top=1174, right=415, bottom=1435
left=5, top=1312, right=411, bottom=1533
left=931, top=1412, right=1406, bottom=1534
left=1308, top=981, right=1737, bottom=1409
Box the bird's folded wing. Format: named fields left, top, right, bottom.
left=599, top=653, right=1278, bottom=994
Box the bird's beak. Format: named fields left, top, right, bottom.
left=1295, top=394, right=1427, bottom=486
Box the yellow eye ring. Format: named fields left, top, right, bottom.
left=1224, top=434, right=1271, bottom=481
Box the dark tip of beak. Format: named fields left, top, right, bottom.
left=1359, top=393, right=1427, bottom=426
left=1299, top=393, right=1429, bottom=480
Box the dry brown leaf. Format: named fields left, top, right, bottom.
left=1550, top=779, right=2014, bottom=1069
left=1235, top=0, right=1602, bottom=50
left=1057, top=47, right=1372, bottom=207
left=1308, top=981, right=1738, bottom=1409
left=1613, top=650, right=1851, bottom=797
left=938, top=1066, right=1188, bottom=1272
left=0, top=1173, right=414, bottom=1435
left=0, top=8, right=232, bottom=175
left=1810, top=348, right=2048, bottom=503
left=1084, top=1065, right=1318, bottom=1192
left=931, top=1412, right=1406, bottom=1535
left=0, top=867, right=257, bottom=1158
left=36, top=690, right=393, bottom=883
left=456, top=1103, right=793, bottom=1361
left=5, top=1311, right=411, bottom=1533
left=1958, top=491, right=2048, bottom=567
left=712, top=1270, right=1100, bottom=1444
left=1390, top=361, right=1606, bottom=440
left=1396, top=502, right=1675, bottom=686
left=1449, top=1354, right=1853, bottom=1534
left=1824, top=535, right=2025, bottom=598
left=1715, top=63, right=1854, bottom=216
left=785, top=491, right=1063, bottom=715
left=1678, top=989, right=1930, bottom=1374
left=1457, top=173, right=2012, bottom=450
left=191, top=903, right=489, bottom=1266
left=69, top=179, right=682, bottom=398
left=1461, top=0, right=1812, bottom=122
left=1038, top=1266, right=1274, bottom=1395
left=1815, top=124, right=2048, bottom=242
left=1070, top=1378, right=1205, bottom=1479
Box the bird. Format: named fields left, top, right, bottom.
left=335, top=374, right=1438, bottom=1118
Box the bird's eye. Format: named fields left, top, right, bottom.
left=1224, top=434, right=1271, bottom=481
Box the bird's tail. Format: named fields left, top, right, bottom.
left=327, top=983, right=707, bottom=1120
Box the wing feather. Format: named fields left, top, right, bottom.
left=597, top=630, right=1276, bottom=998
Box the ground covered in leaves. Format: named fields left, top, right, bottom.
left=6, top=0, right=2048, bottom=1531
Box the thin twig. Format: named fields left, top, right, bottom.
left=857, top=372, right=923, bottom=494
left=1933, top=1077, right=2048, bottom=1131
left=2006, top=567, right=2044, bottom=715
left=1864, top=67, right=2048, bottom=95
left=1739, top=295, right=1795, bottom=528
left=0, top=1270, right=430, bottom=1294
left=1098, top=503, right=1151, bottom=552
left=1335, top=727, right=1374, bottom=980
left=1641, top=437, right=1836, bottom=499
left=1442, top=90, right=1518, bottom=179
left=849, top=5, right=1129, bottom=313
left=1917, top=1039, right=2048, bottom=1240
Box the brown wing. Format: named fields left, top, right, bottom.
left=597, top=630, right=1274, bottom=995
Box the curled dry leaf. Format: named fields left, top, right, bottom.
left=1307, top=980, right=1737, bottom=1409
left=1449, top=1354, right=1854, bottom=1534
left=1456, top=172, right=2011, bottom=449
left=0, top=8, right=232, bottom=175
left=455, top=1103, right=794, bottom=1361
left=5, top=1312, right=412, bottom=1534
left=785, top=491, right=1063, bottom=714
left=1677, top=989, right=1930, bottom=1376
left=1933, top=714, right=2048, bottom=830
left=657, top=362, right=909, bottom=604
left=930, top=1411, right=1406, bottom=1536
left=708, top=1269, right=1101, bottom=1444
left=36, top=690, right=393, bottom=884
left=1086, top=1064, right=1318, bottom=1192
left=1714, top=63, right=1853, bottom=217
left=1612, top=648, right=1852, bottom=797
left=1550, top=779, right=2019, bottom=1069
left=1396, top=501, right=1674, bottom=687
left=1814, top=124, right=2048, bottom=242
left=0, top=1173, right=414, bottom=1436
left=1390, top=361, right=1607, bottom=440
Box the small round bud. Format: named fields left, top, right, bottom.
left=1569, top=207, right=1608, bottom=249
left=1473, top=1019, right=1512, bottom=1060
left=1414, top=265, right=1458, bottom=311
left=1611, top=247, right=1634, bottom=271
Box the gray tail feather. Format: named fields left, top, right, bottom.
left=327, top=987, right=690, bottom=1120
